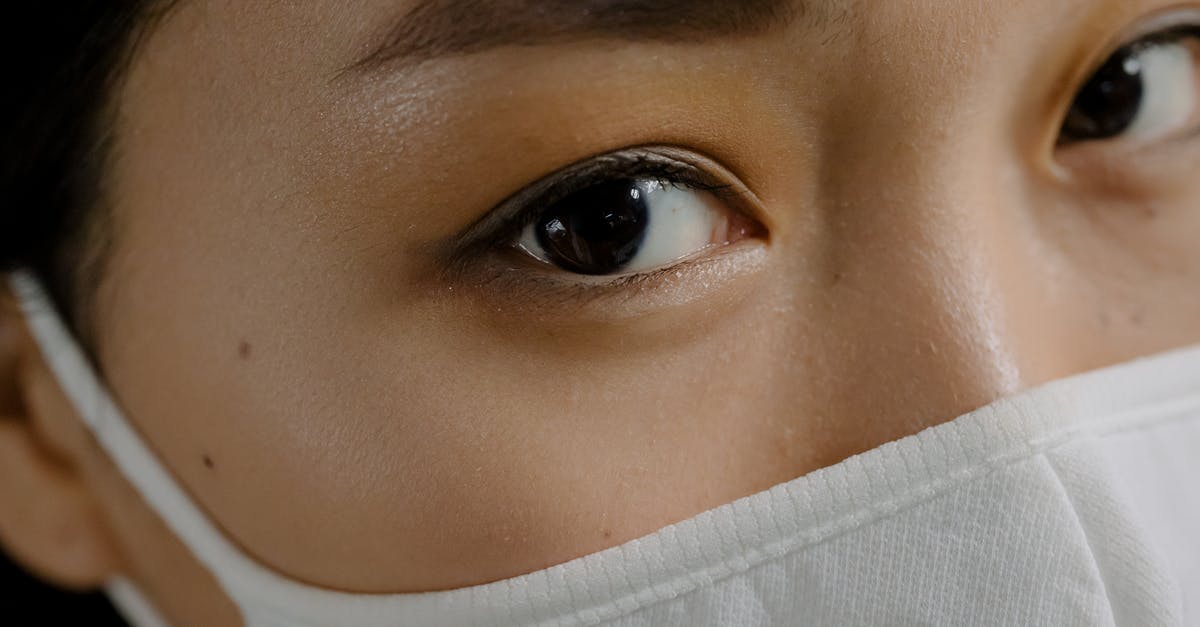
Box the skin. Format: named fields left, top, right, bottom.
left=2, top=0, right=1200, bottom=624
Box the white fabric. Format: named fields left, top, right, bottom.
left=107, top=576, right=170, bottom=627
left=10, top=269, right=1200, bottom=626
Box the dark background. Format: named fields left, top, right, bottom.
left=0, top=4, right=137, bottom=624
left=0, top=549, right=127, bottom=625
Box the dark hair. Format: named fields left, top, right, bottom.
left=1, top=7, right=173, bottom=620
left=0, top=6, right=176, bottom=621
left=1, top=2, right=171, bottom=338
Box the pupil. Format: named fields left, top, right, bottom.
left=536, top=179, right=650, bottom=275
left=1062, top=46, right=1145, bottom=141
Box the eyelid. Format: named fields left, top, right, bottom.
left=1048, top=9, right=1200, bottom=156
left=1124, top=8, right=1200, bottom=45
left=461, top=241, right=769, bottom=321
left=1077, top=8, right=1200, bottom=79
left=443, top=146, right=757, bottom=268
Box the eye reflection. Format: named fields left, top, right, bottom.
left=1061, top=25, right=1200, bottom=145
left=516, top=177, right=756, bottom=276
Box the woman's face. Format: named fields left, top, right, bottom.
left=7, top=0, right=1200, bottom=622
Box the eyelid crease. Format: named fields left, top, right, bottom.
left=1058, top=9, right=1200, bottom=109
left=439, top=146, right=757, bottom=277
left=1075, top=8, right=1200, bottom=84
left=1125, top=23, right=1200, bottom=52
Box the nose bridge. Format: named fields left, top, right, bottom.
left=790, top=13, right=1045, bottom=447
left=805, top=183, right=1027, bottom=457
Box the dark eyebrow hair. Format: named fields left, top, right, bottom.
left=351, top=0, right=798, bottom=71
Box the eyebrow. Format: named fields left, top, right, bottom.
left=351, top=0, right=798, bottom=71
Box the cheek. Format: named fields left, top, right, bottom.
left=1039, top=141, right=1200, bottom=342
left=98, top=268, right=798, bottom=593
left=98, top=216, right=1024, bottom=597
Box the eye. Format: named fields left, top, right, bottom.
left=515, top=176, right=758, bottom=276
left=1060, top=25, right=1200, bottom=145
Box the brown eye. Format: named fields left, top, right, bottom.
left=516, top=177, right=757, bottom=277
left=1061, top=29, right=1200, bottom=145
left=531, top=179, right=650, bottom=276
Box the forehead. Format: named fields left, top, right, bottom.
left=108, top=0, right=1142, bottom=264
left=128, top=0, right=1136, bottom=142
left=157, top=0, right=1131, bottom=72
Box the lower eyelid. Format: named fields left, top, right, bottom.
left=458, top=239, right=769, bottom=320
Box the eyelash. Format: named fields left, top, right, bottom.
left=446, top=148, right=743, bottom=274
left=1126, top=23, right=1200, bottom=51
left=1073, top=19, right=1200, bottom=97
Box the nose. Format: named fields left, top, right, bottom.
left=764, top=14, right=1081, bottom=469
left=789, top=150, right=1031, bottom=467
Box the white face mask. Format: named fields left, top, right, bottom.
left=10, top=269, right=1200, bottom=627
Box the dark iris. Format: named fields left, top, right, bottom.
left=1061, top=46, right=1145, bottom=142
left=535, top=179, right=650, bottom=275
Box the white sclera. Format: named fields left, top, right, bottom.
left=1126, top=41, right=1200, bottom=142
left=624, top=181, right=725, bottom=273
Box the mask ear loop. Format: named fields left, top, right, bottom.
left=13, top=268, right=1200, bottom=627
left=9, top=270, right=550, bottom=627
left=6, top=270, right=301, bottom=624
left=106, top=576, right=170, bottom=627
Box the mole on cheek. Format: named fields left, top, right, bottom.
left=203, top=454, right=215, bottom=469
left=238, top=340, right=252, bottom=359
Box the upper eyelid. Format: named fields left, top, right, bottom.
left=1086, top=9, right=1200, bottom=71
left=1125, top=24, right=1200, bottom=52
left=1049, top=11, right=1200, bottom=153
left=444, top=147, right=742, bottom=259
